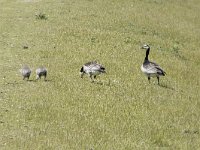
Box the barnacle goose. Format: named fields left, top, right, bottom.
left=141, top=44, right=166, bottom=84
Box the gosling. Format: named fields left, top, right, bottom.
left=36, top=67, right=47, bottom=80
left=20, top=65, right=31, bottom=80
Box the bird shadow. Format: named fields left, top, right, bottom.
left=158, top=83, right=175, bottom=90
left=92, top=80, right=111, bottom=86
left=92, top=81, right=103, bottom=85
left=43, top=79, right=52, bottom=82
left=34, top=79, right=53, bottom=82
left=5, top=81, right=23, bottom=85
left=26, top=79, right=36, bottom=82
left=45, top=79, right=52, bottom=82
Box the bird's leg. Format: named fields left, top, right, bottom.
left=36, top=75, right=40, bottom=80
left=157, top=76, right=160, bottom=85
left=89, top=74, right=94, bottom=82
left=81, top=73, right=84, bottom=78
left=44, top=74, right=47, bottom=81
left=148, top=77, right=150, bottom=84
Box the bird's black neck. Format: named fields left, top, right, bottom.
left=144, top=48, right=150, bottom=61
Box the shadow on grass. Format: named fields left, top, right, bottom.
left=4, top=79, right=53, bottom=85
left=5, top=81, right=23, bottom=85
left=34, top=79, right=53, bottom=82
left=26, top=79, right=36, bottom=82
left=44, top=79, right=53, bottom=82
left=92, top=80, right=111, bottom=86
left=159, top=83, right=175, bottom=90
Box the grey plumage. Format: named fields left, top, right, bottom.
left=36, top=67, right=47, bottom=80
left=80, top=61, right=106, bottom=81
left=141, top=44, right=166, bottom=84
left=20, top=65, right=31, bottom=80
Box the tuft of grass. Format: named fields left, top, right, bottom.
left=35, top=12, right=48, bottom=20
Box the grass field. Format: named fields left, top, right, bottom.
left=0, top=0, right=200, bottom=149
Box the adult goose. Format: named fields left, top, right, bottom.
left=141, top=44, right=166, bottom=84
left=80, top=61, right=106, bottom=81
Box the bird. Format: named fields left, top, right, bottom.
left=80, top=61, right=106, bottom=81
left=141, top=44, right=166, bottom=85
left=36, top=67, right=47, bottom=80
left=20, top=65, right=31, bottom=80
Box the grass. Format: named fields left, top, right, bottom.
left=0, top=0, right=200, bottom=149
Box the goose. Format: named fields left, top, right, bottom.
left=36, top=67, right=47, bottom=80
left=20, top=65, right=31, bottom=80
left=141, top=44, right=166, bottom=84
left=80, top=61, right=106, bottom=81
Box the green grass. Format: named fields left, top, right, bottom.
left=0, top=0, right=200, bottom=149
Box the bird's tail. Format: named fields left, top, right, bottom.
left=100, top=67, right=106, bottom=73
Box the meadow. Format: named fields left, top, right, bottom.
left=0, top=0, right=200, bottom=149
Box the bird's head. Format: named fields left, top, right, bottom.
left=141, top=44, right=150, bottom=50
left=80, top=66, right=85, bottom=78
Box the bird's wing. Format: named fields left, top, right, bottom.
left=155, top=66, right=166, bottom=75
left=145, top=61, right=166, bottom=75
left=90, top=64, right=101, bottom=70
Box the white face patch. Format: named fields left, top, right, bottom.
left=142, top=44, right=149, bottom=49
